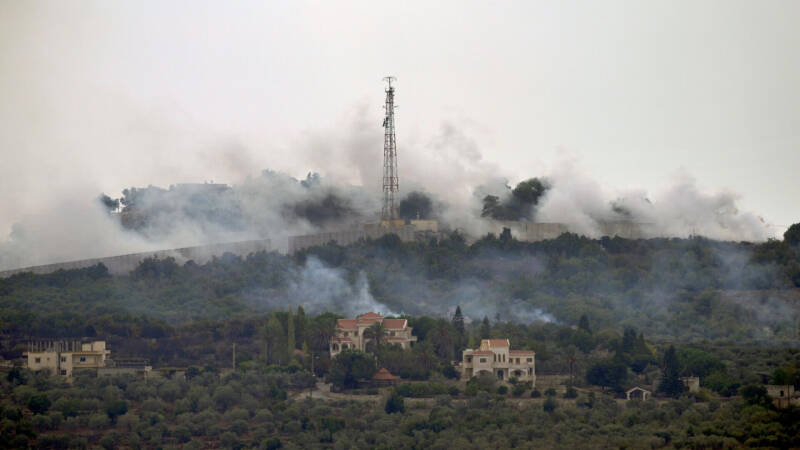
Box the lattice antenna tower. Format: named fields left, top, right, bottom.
left=381, top=76, right=399, bottom=222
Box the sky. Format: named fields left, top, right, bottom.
left=1, top=0, right=798, bottom=246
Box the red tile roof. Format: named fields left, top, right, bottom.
left=484, top=339, right=510, bottom=348
left=337, top=319, right=357, bottom=329
left=372, top=368, right=397, bottom=380
left=510, top=350, right=535, bottom=355
left=357, top=312, right=383, bottom=320
left=383, top=319, right=407, bottom=329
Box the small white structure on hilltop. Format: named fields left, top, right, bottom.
left=25, top=340, right=110, bottom=377
left=460, top=339, right=535, bottom=383
left=329, top=312, right=417, bottom=357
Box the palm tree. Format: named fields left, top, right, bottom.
left=311, top=319, right=336, bottom=355
left=363, top=322, right=386, bottom=353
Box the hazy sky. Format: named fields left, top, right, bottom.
left=1, top=0, right=798, bottom=240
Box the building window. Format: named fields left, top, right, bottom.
left=466, top=356, right=472, bottom=363
left=527, top=358, right=533, bottom=362
left=61, top=357, right=66, bottom=363
left=343, top=332, right=348, bottom=337
left=80, top=357, right=86, bottom=362
left=479, top=358, right=487, bottom=363
left=35, top=357, right=41, bottom=363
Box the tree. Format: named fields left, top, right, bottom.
left=98, top=194, right=120, bottom=212
left=479, top=316, right=491, bottom=340
left=104, top=399, right=128, bottom=423
left=328, top=350, right=377, bottom=389
left=785, top=223, right=800, bottom=246
left=295, top=306, right=308, bottom=349
left=264, top=313, right=285, bottom=364
left=364, top=322, right=386, bottom=353
left=27, top=394, right=51, bottom=415
left=287, top=308, right=296, bottom=356
left=657, top=346, right=685, bottom=398
left=452, top=306, right=465, bottom=338
left=385, top=389, right=405, bottom=414
left=429, top=319, right=456, bottom=360
left=578, top=314, right=591, bottom=334
left=586, top=359, right=627, bottom=391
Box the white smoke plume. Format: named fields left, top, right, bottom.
left=287, top=257, right=398, bottom=317
left=534, top=158, right=775, bottom=241
left=0, top=107, right=781, bottom=272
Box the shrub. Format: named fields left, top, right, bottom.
left=220, top=431, right=239, bottom=448
left=230, top=419, right=249, bottom=435
left=497, top=385, right=508, bottom=395
left=262, top=437, right=282, bottom=450
left=88, top=413, right=110, bottom=429
left=563, top=386, right=578, bottom=398
left=545, top=388, right=557, bottom=397
left=543, top=397, right=558, bottom=413
left=512, top=384, right=527, bottom=397
left=530, top=389, right=542, bottom=398
left=441, top=365, right=459, bottom=379
left=27, top=394, right=51, bottom=415
left=448, top=386, right=460, bottom=396
left=385, top=390, right=405, bottom=414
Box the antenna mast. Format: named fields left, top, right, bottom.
left=381, top=76, right=399, bottom=223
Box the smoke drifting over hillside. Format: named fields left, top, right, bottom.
left=287, top=257, right=398, bottom=317
left=0, top=107, right=780, bottom=271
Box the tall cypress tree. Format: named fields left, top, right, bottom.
left=287, top=308, right=296, bottom=357
left=452, top=306, right=465, bottom=337
left=480, top=316, right=491, bottom=340
left=578, top=314, right=591, bottom=334
left=657, top=345, right=684, bottom=397
left=296, top=305, right=307, bottom=349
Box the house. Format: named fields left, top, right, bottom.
left=626, top=387, right=651, bottom=400
left=329, top=312, right=417, bottom=357
left=25, top=340, right=110, bottom=377
left=460, top=339, right=535, bottom=383
left=766, top=385, right=798, bottom=409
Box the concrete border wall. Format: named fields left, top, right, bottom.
left=0, top=239, right=271, bottom=278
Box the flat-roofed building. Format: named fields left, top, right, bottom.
left=25, top=340, right=110, bottom=377
left=460, top=339, right=535, bottom=383
left=330, top=312, right=417, bottom=357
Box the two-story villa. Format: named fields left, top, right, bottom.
left=25, top=340, right=110, bottom=377
left=330, top=312, right=417, bottom=357
left=461, top=339, right=535, bottom=384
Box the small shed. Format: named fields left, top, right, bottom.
left=681, top=376, right=700, bottom=392
left=372, top=368, right=398, bottom=387
left=626, top=387, right=651, bottom=401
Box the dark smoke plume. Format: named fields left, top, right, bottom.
left=398, top=191, right=434, bottom=220
left=481, top=177, right=550, bottom=220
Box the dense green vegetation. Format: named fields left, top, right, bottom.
left=2, top=364, right=800, bottom=449
left=2, top=229, right=800, bottom=447
left=2, top=229, right=800, bottom=342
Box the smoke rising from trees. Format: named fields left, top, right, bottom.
left=0, top=108, right=781, bottom=271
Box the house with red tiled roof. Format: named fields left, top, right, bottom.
left=460, top=339, right=535, bottom=384
left=329, top=312, right=417, bottom=357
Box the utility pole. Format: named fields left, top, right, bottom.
left=381, top=76, right=399, bottom=224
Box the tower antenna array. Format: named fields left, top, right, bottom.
left=381, top=76, right=399, bottom=223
